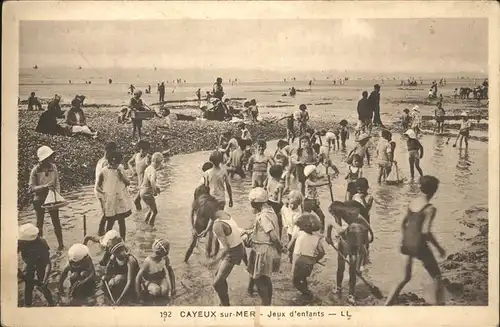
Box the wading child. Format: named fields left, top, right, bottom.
left=345, top=154, right=363, bottom=200
left=326, top=201, right=374, bottom=305
left=58, top=244, right=96, bottom=299
left=385, top=176, right=446, bottom=306
left=275, top=140, right=292, bottom=193
left=403, top=129, right=424, bottom=180
left=434, top=103, right=446, bottom=134
left=140, top=152, right=164, bottom=226
left=95, top=151, right=132, bottom=240
left=83, top=229, right=122, bottom=267
left=454, top=112, right=471, bottom=149
left=313, top=143, right=340, bottom=179
left=339, top=120, right=349, bottom=149
left=127, top=140, right=151, bottom=211
left=294, top=136, right=318, bottom=195
left=325, top=131, right=339, bottom=152
left=352, top=178, right=374, bottom=269
left=204, top=151, right=234, bottom=210
left=303, top=165, right=330, bottom=232
left=218, top=131, right=232, bottom=161
left=281, top=191, right=304, bottom=262
left=267, top=165, right=285, bottom=239
left=208, top=210, right=246, bottom=306
left=288, top=213, right=325, bottom=298
left=277, top=113, right=296, bottom=144
left=401, top=109, right=411, bottom=131
left=376, top=129, right=394, bottom=184
left=136, top=239, right=176, bottom=300
left=102, top=240, right=140, bottom=305
left=226, top=138, right=246, bottom=179
left=18, top=224, right=55, bottom=307
left=95, top=142, right=117, bottom=236
left=297, top=104, right=310, bottom=136
left=29, top=146, right=64, bottom=250
left=247, top=140, right=274, bottom=188
left=411, top=106, right=422, bottom=137
left=347, top=133, right=371, bottom=167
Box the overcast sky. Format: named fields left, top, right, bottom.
left=20, top=18, right=487, bottom=73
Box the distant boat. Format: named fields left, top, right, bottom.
left=33, top=65, right=38, bottom=69
left=78, top=66, right=82, bottom=70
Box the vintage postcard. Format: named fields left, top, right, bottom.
left=1, top=1, right=499, bottom=327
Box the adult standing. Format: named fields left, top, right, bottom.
left=369, top=84, right=384, bottom=127
left=129, top=90, right=147, bottom=141
left=356, top=91, right=372, bottom=135
left=213, top=77, right=225, bottom=101
left=246, top=188, right=282, bottom=306
left=159, top=82, right=166, bottom=103
left=29, top=146, right=64, bottom=250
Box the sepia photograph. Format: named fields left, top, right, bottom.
left=2, top=1, right=499, bottom=327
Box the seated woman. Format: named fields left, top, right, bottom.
left=65, top=97, right=98, bottom=138
left=136, top=239, right=176, bottom=300
left=102, top=240, right=140, bottom=305
left=35, top=95, right=67, bottom=135
left=58, top=243, right=96, bottom=299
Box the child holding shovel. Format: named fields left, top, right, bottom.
left=453, top=112, right=472, bottom=149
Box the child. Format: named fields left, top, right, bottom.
left=453, top=88, right=458, bottom=99
left=29, top=146, right=64, bottom=250
left=339, top=120, right=349, bottom=149
left=352, top=178, right=374, bottom=269
left=385, top=176, right=446, bottom=306
left=310, top=129, right=326, bottom=146
left=58, top=244, right=96, bottom=299
left=218, top=131, right=232, bottom=160
left=297, top=104, right=310, bottom=136
left=347, top=133, right=371, bottom=166
left=247, top=140, right=274, bottom=188
left=83, top=229, right=121, bottom=267
left=324, top=131, right=339, bottom=151
left=136, top=239, right=176, bottom=300
left=127, top=140, right=151, bottom=211
left=401, top=109, right=411, bottom=131
left=102, top=240, right=140, bottom=305
left=204, top=151, right=233, bottom=210
left=239, top=122, right=253, bottom=166
left=434, top=103, right=446, bottom=134
left=454, top=112, right=471, bottom=149
left=326, top=201, right=374, bottom=305
left=294, top=136, right=318, bottom=195
left=274, top=140, right=292, bottom=194
left=140, top=152, right=164, bottom=226
left=267, top=165, right=285, bottom=239
left=411, top=106, right=422, bottom=137
left=95, top=151, right=132, bottom=239
left=281, top=190, right=304, bottom=262
left=376, top=129, right=394, bottom=184
left=250, top=99, right=259, bottom=122
left=95, top=142, right=117, bottom=236
left=277, top=113, right=296, bottom=144
left=226, top=138, right=246, bottom=179
left=403, top=129, right=424, bottom=180
left=345, top=154, right=363, bottom=200
left=313, top=143, right=340, bottom=178
left=303, top=165, right=330, bottom=232
left=288, top=213, right=325, bottom=298
left=17, top=223, right=55, bottom=307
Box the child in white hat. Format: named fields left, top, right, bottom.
left=29, top=146, right=64, bottom=250
left=454, top=112, right=472, bottom=148
left=411, top=106, right=422, bottom=137
left=83, top=229, right=122, bottom=266
left=403, top=129, right=424, bottom=179
left=58, top=243, right=96, bottom=299
left=18, top=223, right=55, bottom=306
left=303, top=165, right=330, bottom=233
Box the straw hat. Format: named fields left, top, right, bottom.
left=304, top=165, right=317, bottom=178
left=37, top=146, right=54, bottom=162
left=249, top=187, right=268, bottom=203
left=100, top=230, right=121, bottom=247
left=355, top=133, right=371, bottom=142
left=68, top=243, right=89, bottom=262
left=152, top=238, right=170, bottom=255
left=19, top=223, right=39, bottom=241
left=404, top=129, right=417, bottom=139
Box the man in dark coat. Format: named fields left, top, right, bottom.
left=369, top=84, right=384, bottom=127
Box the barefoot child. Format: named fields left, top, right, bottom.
left=136, top=239, right=176, bottom=300
left=83, top=229, right=121, bottom=267
left=303, top=165, right=330, bottom=232
left=18, top=224, right=55, bottom=307
left=226, top=138, right=246, bottom=180
left=102, top=240, right=140, bottom=305
left=127, top=141, right=151, bottom=211
left=326, top=201, right=374, bottom=305
left=281, top=191, right=304, bottom=263
left=267, top=165, right=285, bottom=239
left=376, top=129, right=394, bottom=184
left=454, top=112, right=471, bottom=149
left=288, top=213, right=325, bottom=298
left=345, top=154, right=363, bottom=200
left=204, top=151, right=234, bottom=210
left=434, top=103, right=446, bottom=134
left=58, top=244, right=96, bottom=299
left=95, top=151, right=132, bottom=240
left=411, top=106, right=422, bottom=137
left=385, top=176, right=446, bottom=306
left=339, top=120, right=349, bottom=149
left=218, top=131, right=232, bottom=161
left=352, top=178, right=374, bottom=269
left=140, top=152, right=164, bottom=226
left=401, top=109, right=411, bottom=131
left=247, top=140, right=274, bottom=188
left=403, top=129, right=424, bottom=180
left=95, top=142, right=117, bottom=236
left=277, top=113, right=296, bottom=144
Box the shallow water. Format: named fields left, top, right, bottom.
left=18, top=132, right=487, bottom=306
